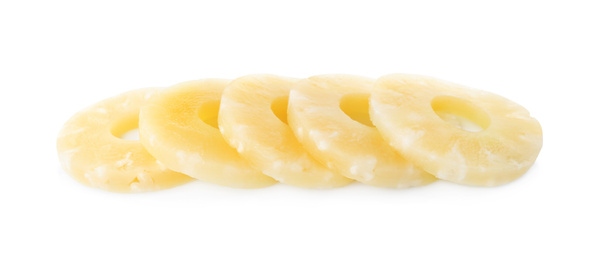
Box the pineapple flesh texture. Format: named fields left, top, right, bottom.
left=56, top=88, right=193, bottom=193
left=219, top=74, right=352, bottom=188
left=139, top=79, right=277, bottom=189
left=287, top=75, right=436, bottom=188
left=370, top=74, right=543, bottom=186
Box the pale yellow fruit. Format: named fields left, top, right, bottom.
left=139, top=79, right=277, bottom=188
left=219, top=74, right=352, bottom=188
left=370, top=74, right=543, bottom=186
left=287, top=75, right=436, bottom=188
left=56, top=88, right=193, bottom=193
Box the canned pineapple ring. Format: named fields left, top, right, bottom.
left=139, top=79, right=277, bottom=188
left=370, top=74, right=543, bottom=186
left=287, top=74, right=436, bottom=188
left=56, top=88, right=193, bottom=192
left=219, top=74, right=352, bottom=188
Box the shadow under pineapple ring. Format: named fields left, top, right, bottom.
left=56, top=88, right=193, bottom=192
left=369, top=74, right=543, bottom=186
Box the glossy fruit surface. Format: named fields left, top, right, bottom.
left=370, top=74, right=543, bottom=186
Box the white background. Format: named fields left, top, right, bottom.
left=1, top=0, right=594, bottom=259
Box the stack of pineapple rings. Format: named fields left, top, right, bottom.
left=56, top=74, right=543, bottom=192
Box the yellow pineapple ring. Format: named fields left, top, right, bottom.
left=370, top=74, right=543, bottom=186
left=139, top=79, right=277, bottom=188
left=287, top=74, right=436, bottom=188
left=219, top=74, right=352, bottom=188
left=56, top=88, right=193, bottom=192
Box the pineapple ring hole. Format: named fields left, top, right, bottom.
left=271, top=96, right=289, bottom=124
left=340, top=93, right=374, bottom=127
left=110, top=113, right=140, bottom=140
left=431, top=95, right=491, bottom=132
left=198, top=100, right=221, bottom=129
left=120, top=129, right=140, bottom=140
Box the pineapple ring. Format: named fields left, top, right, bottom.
left=139, top=79, right=277, bottom=188
left=56, top=88, right=193, bottom=193
left=370, top=74, right=543, bottom=186
left=287, top=75, right=436, bottom=188
left=219, top=74, right=353, bottom=188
